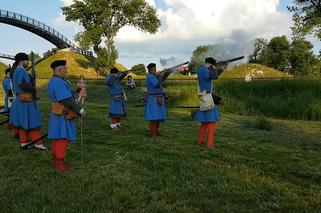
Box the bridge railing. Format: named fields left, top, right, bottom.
left=0, top=9, right=93, bottom=57
left=0, top=53, right=14, bottom=60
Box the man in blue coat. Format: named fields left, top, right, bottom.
left=48, top=60, right=86, bottom=172
left=2, top=68, right=13, bottom=112
left=105, top=67, right=127, bottom=131
left=194, top=57, right=228, bottom=149
left=144, top=63, right=167, bottom=138
left=10, top=52, right=47, bottom=150
left=2, top=68, right=13, bottom=129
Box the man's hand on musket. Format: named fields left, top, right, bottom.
left=79, top=108, right=87, bottom=116
left=221, top=62, right=229, bottom=70
left=80, top=88, right=87, bottom=98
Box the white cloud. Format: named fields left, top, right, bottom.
left=60, top=0, right=75, bottom=6
left=53, top=1, right=82, bottom=35
left=116, top=0, right=292, bottom=43
left=52, top=0, right=294, bottom=67
left=114, top=0, right=294, bottom=67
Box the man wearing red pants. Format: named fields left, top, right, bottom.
left=47, top=60, right=86, bottom=172
left=194, top=57, right=228, bottom=149
left=9, top=53, right=47, bottom=150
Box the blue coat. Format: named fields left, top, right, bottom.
left=47, top=76, right=77, bottom=141
left=144, top=73, right=167, bottom=121
left=105, top=75, right=126, bottom=117
left=194, top=65, right=221, bottom=123
left=2, top=77, right=11, bottom=112
left=9, top=67, right=42, bottom=130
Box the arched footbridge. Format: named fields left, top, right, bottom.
left=0, top=9, right=92, bottom=57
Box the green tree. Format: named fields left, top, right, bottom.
left=288, top=0, right=321, bottom=39
left=131, top=64, right=146, bottom=75
left=249, top=38, right=268, bottom=63
left=289, top=38, right=318, bottom=76
left=62, top=0, right=161, bottom=69
left=28, top=52, right=41, bottom=62
left=264, top=36, right=290, bottom=71
left=189, top=45, right=210, bottom=71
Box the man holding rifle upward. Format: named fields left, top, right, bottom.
left=48, top=60, right=86, bottom=172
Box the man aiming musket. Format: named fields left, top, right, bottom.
left=105, top=67, right=130, bottom=131
left=193, top=57, right=234, bottom=149
left=144, top=61, right=188, bottom=138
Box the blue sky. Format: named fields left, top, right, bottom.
left=0, top=0, right=315, bottom=68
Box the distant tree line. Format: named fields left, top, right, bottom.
left=249, top=36, right=321, bottom=77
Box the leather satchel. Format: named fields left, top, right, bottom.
left=52, top=102, right=64, bottom=115
left=156, top=95, right=165, bottom=105
left=52, top=102, right=80, bottom=120
left=19, top=93, right=33, bottom=102
left=113, top=95, right=121, bottom=102
left=63, top=108, right=80, bottom=120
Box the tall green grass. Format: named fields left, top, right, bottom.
left=165, top=79, right=321, bottom=121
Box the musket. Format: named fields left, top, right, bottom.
left=20, top=133, right=48, bottom=149
left=159, top=61, right=189, bottom=74
left=216, top=56, right=244, bottom=65
left=157, top=61, right=189, bottom=81
left=116, top=67, right=143, bottom=80
left=0, top=119, right=9, bottom=125
left=135, top=95, right=172, bottom=107
left=31, top=52, right=38, bottom=99
left=123, top=67, right=143, bottom=73
left=0, top=110, right=10, bottom=115
left=176, top=106, right=199, bottom=109
left=117, top=67, right=143, bottom=76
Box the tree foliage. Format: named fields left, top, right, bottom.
left=189, top=45, right=210, bottom=72
left=131, top=64, right=146, bottom=75
left=28, top=52, right=41, bottom=62
left=62, top=0, right=161, bottom=69
left=251, top=35, right=320, bottom=77
left=248, top=38, right=268, bottom=63
left=289, top=39, right=317, bottom=76
left=288, top=0, right=321, bottom=39
left=264, top=36, right=290, bottom=71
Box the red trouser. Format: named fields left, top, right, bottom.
left=51, top=139, right=70, bottom=161
left=7, top=124, right=12, bottom=130
left=19, top=129, right=43, bottom=145
left=198, top=122, right=217, bottom=149
left=150, top=121, right=160, bottom=137
left=111, top=117, right=121, bottom=124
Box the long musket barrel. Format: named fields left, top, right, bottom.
left=31, top=52, right=36, bottom=87
left=120, top=67, right=142, bottom=73
left=158, top=61, right=189, bottom=80
left=164, top=61, right=189, bottom=71
left=31, top=52, right=39, bottom=99
left=216, top=56, right=244, bottom=65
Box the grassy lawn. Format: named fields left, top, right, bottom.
left=0, top=80, right=321, bottom=212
